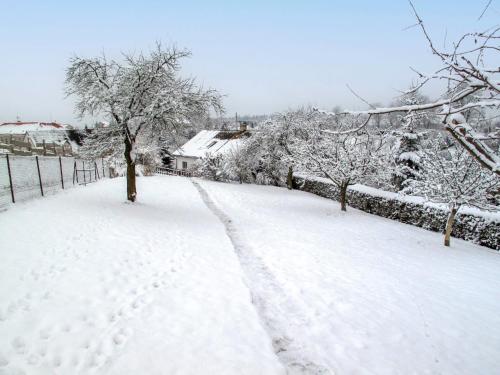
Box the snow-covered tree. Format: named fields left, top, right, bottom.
left=79, top=122, right=165, bottom=177
left=318, top=3, right=500, bottom=176
left=223, top=145, right=255, bottom=184
left=255, top=109, right=319, bottom=188
left=390, top=88, right=434, bottom=192
left=392, top=126, right=422, bottom=192
left=66, top=43, right=222, bottom=201
left=294, top=111, right=388, bottom=211
left=412, top=135, right=499, bottom=246
left=225, top=112, right=306, bottom=188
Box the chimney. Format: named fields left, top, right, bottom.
left=239, top=122, right=247, bottom=132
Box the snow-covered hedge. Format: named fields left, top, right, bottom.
left=293, top=176, right=500, bottom=250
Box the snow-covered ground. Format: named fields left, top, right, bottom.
left=1, top=176, right=500, bottom=374
left=0, top=177, right=282, bottom=375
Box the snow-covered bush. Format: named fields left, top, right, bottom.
left=194, top=153, right=227, bottom=182
left=223, top=145, right=256, bottom=184
left=295, top=175, right=500, bottom=249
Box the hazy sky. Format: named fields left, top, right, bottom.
left=0, top=0, right=497, bottom=127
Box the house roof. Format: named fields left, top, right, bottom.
left=0, top=122, right=73, bottom=146
left=173, top=129, right=250, bottom=158
left=27, top=130, right=70, bottom=146
left=0, top=122, right=67, bottom=133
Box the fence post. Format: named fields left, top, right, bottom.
left=82, top=161, right=86, bottom=184
left=35, top=156, right=44, bottom=196
left=5, top=154, right=15, bottom=203
left=59, top=156, right=64, bottom=189
left=102, top=158, right=105, bottom=178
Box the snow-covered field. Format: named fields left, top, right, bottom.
left=1, top=176, right=499, bottom=374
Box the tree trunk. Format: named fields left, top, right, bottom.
left=287, top=166, right=293, bottom=190
left=444, top=204, right=458, bottom=247
left=124, top=136, right=137, bottom=202
left=340, top=182, right=348, bottom=211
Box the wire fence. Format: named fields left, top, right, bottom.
left=0, top=155, right=107, bottom=210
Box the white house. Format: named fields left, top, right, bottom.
left=173, top=124, right=249, bottom=170
left=0, top=121, right=75, bottom=156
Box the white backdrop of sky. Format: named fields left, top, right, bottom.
left=0, top=0, right=497, bottom=127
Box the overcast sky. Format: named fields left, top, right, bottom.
left=0, top=0, right=497, bottom=127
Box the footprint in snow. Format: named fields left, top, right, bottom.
left=112, top=327, right=132, bottom=347
left=37, top=345, right=47, bottom=358
left=41, top=291, right=51, bottom=301
left=51, top=355, right=62, bottom=368
left=1, top=367, right=26, bottom=375
left=7, top=302, right=17, bottom=314
left=62, top=323, right=72, bottom=333
left=39, top=328, right=51, bottom=340
left=26, top=354, right=40, bottom=366
left=0, top=352, right=9, bottom=367
left=11, top=337, right=27, bottom=355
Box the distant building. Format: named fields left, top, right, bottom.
left=172, top=123, right=250, bottom=170
left=0, top=121, right=75, bottom=156
left=236, top=120, right=256, bottom=130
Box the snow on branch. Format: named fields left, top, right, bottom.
left=316, top=2, right=500, bottom=175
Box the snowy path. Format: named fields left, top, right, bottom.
left=192, top=180, right=331, bottom=374
left=0, top=177, right=283, bottom=375
left=196, top=179, right=500, bottom=375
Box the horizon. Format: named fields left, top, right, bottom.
left=1, top=0, right=497, bottom=127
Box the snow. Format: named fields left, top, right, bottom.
left=0, top=123, right=71, bottom=147
left=196, top=179, right=500, bottom=374
left=398, top=151, right=421, bottom=163
left=27, top=131, right=70, bottom=146
left=1, top=176, right=500, bottom=374
left=0, top=123, right=67, bottom=134
left=0, top=177, right=282, bottom=375
left=173, top=130, right=245, bottom=158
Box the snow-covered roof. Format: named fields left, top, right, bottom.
left=173, top=129, right=250, bottom=158
left=27, top=130, right=70, bottom=146
left=0, top=122, right=68, bottom=133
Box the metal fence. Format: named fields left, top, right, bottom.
left=0, top=155, right=107, bottom=210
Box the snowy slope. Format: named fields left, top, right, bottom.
left=1, top=176, right=500, bottom=375
left=196, top=179, right=500, bottom=375
left=0, top=177, right=283, bottom=375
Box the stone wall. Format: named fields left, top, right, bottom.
left=293, top=176, right=500, bottom=250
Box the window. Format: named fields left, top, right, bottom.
left=182, top=161, right=188, bottom=170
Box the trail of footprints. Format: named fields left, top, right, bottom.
left=0, top=250, right=190, bottom=374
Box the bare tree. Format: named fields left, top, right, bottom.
left=319, top=2, right=500, bottom=176
left=66, top=44, right=223, bottom=201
